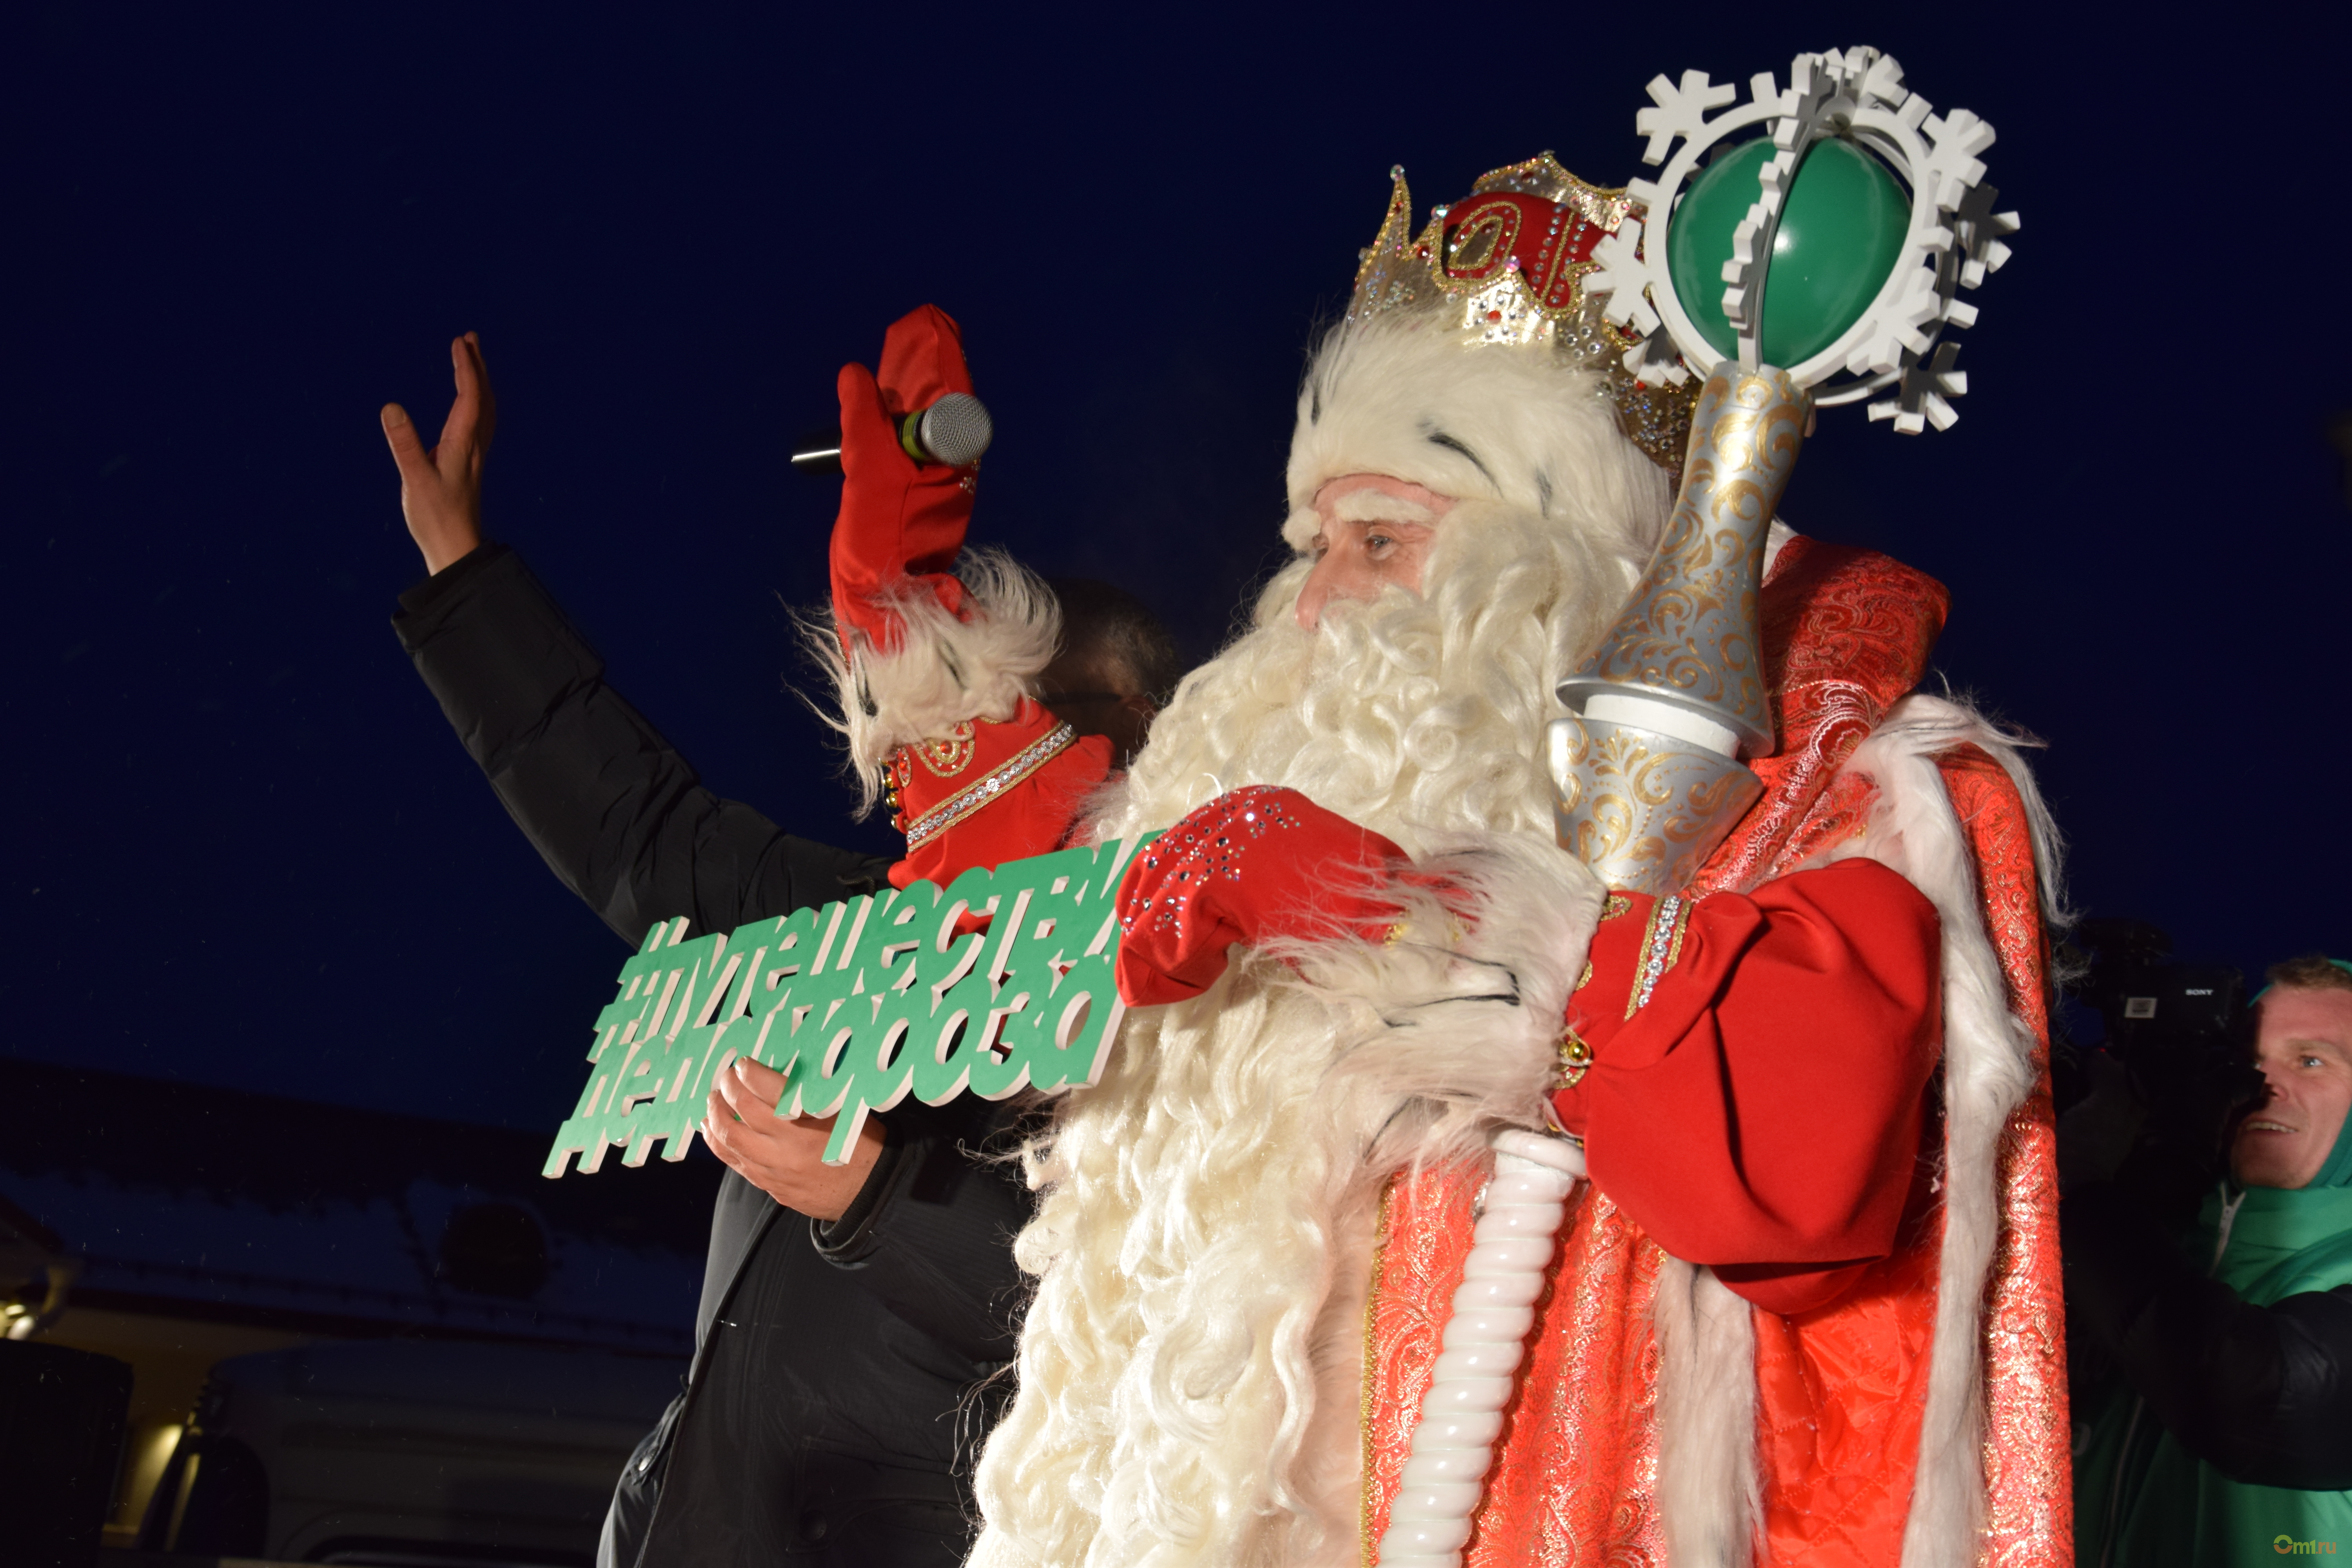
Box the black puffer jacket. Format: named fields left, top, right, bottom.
left=395, top=544, right=1033, bottom=1568
left=2063, top=1181, right=2352, bottom=1489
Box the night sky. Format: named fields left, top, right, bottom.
left=10, top=4, right=2349, bottom=1138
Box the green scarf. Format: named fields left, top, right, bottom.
left=2076, top=1115, right=2352, bottom=1566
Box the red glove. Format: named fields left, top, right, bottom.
left=828, top=305, right=978, bottom=650
left=1114, top=786, right=1417, bottom=1007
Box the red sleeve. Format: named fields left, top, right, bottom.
left=1549, top=857, right=1940, bottom=1314
left=828, top=304, right=978, bottom=648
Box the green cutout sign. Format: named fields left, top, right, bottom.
left=544, top=834, right=1157, bottom=1176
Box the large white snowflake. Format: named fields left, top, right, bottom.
left=1635, top=69, right=1739, bottom=166
left=1869, top=341, right=1968, bottom=434
left=1587, top=43, right=2016, bottom=434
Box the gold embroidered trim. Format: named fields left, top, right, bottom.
left=1359, top=1179, right=1396, bottom=1568
left=900, top=722, right=1078, bottom=851
left=1624, top=891, right=1690, bottom=1019
left=1577, top=960, right=1594, bottom=991
left=914, top=720, right=977, bottom=778
left=1601, top=892, right=1633, bottom=920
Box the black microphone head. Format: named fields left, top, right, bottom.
left=916, top=393, right=993, bottom=467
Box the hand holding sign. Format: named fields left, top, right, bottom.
left=701, top=1057, right=884, bottom=1220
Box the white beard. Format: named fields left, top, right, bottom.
left=969, top=497, right=1657, bottom=1568
left=970, top=851, right=1609, bottom=1568
left=1090, top=494, right=1647, bottom=857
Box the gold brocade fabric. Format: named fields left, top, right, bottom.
left=1360, top=539, right=2071, bottom=1567
left=1690, top=534, right=1950, bottom=898
left=1944, top=748, right=2073, bottom=1567
left=1363, top=1169, right=1669, bottom=1567
left=1362, top=1164, right=1489, bottom=1558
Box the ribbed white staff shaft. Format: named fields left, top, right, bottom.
left=1374, top=1128, right=1584, bottom=1567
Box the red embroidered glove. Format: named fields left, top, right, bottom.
left=828, top=304, right=979, bottom=650
left=1114, top=786, right=1417, bottom=1007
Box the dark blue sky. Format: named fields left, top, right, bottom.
left=9, top=3, right=2348, bottom=1135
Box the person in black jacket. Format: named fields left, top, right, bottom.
left=379, top=331, right=1051, bottom=1568
left=2065, top=954, right=2352, bottom=1563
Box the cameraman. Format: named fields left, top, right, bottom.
left=2070, top=955, right=2352, bottom=1565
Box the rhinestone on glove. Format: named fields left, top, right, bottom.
left=1122, top=785, right=1306, bottom=942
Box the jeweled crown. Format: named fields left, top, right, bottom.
left=1346, top=153, right=1698, bottom=468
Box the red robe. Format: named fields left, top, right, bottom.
left=1362, top=537, right=2069, bottom=1568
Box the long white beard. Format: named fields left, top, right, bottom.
left=1090, top=497, right=1642, bottom=858
left=969, top=498, right=1655, bottom=1568
left=972, top=846, right=1606, bottom=1568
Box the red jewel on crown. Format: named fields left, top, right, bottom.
left=1436, top=190, right=1609, bottom=310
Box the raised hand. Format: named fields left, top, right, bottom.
left=381, top=332, right=496, bottom=576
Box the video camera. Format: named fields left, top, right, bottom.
left=2073, top=918, right=2243, bottom=1073
left=2065, top=917, right=2263, bottom=1213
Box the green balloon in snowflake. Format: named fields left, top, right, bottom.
left=1583, top=45, right=2018, bottom=434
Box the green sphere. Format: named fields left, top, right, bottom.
left=1665, top=136, right=1909, bottom=367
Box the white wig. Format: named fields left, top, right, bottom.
left=799, top=546, right=1061, bottom=818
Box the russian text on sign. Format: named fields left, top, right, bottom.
left=545, top=835, right=1153, bottom=1174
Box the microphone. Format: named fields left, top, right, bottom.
left=790, top=392, right=994, bottom=476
